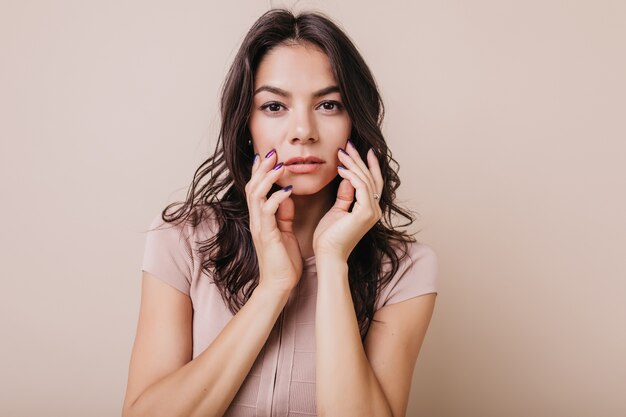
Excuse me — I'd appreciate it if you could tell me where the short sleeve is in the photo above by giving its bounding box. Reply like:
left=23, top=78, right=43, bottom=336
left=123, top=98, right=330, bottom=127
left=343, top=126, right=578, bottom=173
left=141, top=214, right=194, bottom=295
left=376, top=242, right=439, bottom=310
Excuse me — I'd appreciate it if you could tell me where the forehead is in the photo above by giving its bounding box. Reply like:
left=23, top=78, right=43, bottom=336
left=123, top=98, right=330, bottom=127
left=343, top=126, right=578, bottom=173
left=254, top=43, right=337, bottom=92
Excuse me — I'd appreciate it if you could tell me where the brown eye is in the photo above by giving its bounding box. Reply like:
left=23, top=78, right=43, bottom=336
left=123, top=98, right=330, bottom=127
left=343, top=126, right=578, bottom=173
left=261, top=102, right=284, bottom=112
left=319, top=101, right=343, bottom=112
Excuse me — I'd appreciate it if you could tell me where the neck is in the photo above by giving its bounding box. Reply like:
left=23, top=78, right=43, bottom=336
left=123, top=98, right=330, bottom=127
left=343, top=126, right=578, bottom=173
left=290, top=184, right=335, bottom=259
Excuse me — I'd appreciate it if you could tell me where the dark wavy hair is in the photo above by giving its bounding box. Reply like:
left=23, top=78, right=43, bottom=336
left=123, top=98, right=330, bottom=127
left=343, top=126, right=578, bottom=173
left=160, top=9, right=418, bottom=339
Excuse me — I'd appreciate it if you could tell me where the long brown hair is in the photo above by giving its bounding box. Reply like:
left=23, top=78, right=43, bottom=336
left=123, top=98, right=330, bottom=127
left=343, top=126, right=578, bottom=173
left=161, top=9, right=418, bottom=339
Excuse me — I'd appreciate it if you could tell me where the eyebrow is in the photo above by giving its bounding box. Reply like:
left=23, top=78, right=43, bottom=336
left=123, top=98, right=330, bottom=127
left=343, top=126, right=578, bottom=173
left=253, top=85, right=340, bottom=98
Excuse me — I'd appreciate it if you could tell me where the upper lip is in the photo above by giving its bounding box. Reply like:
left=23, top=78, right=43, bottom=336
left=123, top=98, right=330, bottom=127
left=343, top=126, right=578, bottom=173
left=284, top=156, right=325, bottom=165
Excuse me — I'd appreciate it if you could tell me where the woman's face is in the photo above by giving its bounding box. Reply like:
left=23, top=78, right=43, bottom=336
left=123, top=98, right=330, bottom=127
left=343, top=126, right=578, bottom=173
left=248, top=42, right=352, bottom=195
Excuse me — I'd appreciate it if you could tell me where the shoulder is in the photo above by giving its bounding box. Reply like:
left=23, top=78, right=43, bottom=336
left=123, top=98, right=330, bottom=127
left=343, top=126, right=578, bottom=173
left=146, top=205, right=220, bottom=247
left=376, top=240, right=439, bottom=310
left=405, top=241, right=439, bottom=272
left=141, top=205, right=220, bottom=295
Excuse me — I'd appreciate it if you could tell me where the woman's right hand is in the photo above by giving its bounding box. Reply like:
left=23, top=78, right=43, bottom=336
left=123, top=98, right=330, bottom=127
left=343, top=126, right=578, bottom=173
left=246, top=149, right=303, bottom=295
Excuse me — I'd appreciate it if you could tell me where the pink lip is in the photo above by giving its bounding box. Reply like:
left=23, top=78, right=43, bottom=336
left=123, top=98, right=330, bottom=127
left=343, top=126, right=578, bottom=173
left=283, top=156, right=325, bottom=174
left=285, top=163, right=323, bottom=174
left=284, top=156, right=325, bottom=165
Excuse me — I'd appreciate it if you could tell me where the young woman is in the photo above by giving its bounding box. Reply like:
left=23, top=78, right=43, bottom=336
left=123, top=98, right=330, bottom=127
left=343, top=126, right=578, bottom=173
left=123, top=9, right=438, bottom=417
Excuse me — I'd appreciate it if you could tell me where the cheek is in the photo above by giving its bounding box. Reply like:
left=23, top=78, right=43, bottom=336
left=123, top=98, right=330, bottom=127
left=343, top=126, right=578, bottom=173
left=249, top=115, right=287, bottom=148
left=248, top=117, right=269, bottom=143
left=318, top=115, right=352, bottom=142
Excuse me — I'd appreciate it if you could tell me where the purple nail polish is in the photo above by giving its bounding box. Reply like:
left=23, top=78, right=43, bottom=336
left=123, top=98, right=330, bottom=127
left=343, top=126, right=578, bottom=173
left=273, top=162, right=284, bottom=170
left=265, top=149, right=276, bottom=158
left=339, top=148, right=349, bottom=155
left=283, top=185, right=293, bottom=192
left=348, top=140, right=355, bottom=149
left=338, top=165, right=346, bottom=170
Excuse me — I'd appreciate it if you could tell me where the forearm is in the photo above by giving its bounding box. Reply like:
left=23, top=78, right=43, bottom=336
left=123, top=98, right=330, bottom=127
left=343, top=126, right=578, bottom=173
left=126, top=285, right=289, bottom=417
left=315, top=258, right=393, bottom=417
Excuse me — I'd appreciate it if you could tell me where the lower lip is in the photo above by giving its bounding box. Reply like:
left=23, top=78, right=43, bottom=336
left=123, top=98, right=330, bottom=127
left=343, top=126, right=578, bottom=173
left=285, top=163, right=324, bottom=174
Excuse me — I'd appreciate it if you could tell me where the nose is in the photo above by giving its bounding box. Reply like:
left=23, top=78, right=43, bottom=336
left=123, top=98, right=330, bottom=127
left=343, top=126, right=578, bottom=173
left=288, top=106, right=318, bottom=144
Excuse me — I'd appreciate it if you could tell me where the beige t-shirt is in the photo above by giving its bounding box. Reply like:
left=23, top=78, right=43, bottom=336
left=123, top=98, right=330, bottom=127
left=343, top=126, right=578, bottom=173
left=141, top=211, right=438, bottom=417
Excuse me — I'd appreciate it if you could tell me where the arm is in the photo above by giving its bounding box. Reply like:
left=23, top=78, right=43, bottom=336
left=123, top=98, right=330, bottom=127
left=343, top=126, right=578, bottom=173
left=313, top=143, right=437, bottom=416
left=122, top=272, right=289, bottom=417
left=315, top=257, right=436, bottom=417
left=124, top=151, right=302, bottom=417
left=363, top=292, right=436, bottom=417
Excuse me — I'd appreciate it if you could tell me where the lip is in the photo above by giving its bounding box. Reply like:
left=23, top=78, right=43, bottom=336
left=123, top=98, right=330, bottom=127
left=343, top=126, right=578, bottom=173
left=284, top=156, right=325, bottom=165
left=283, top=156, right=325, bottom=174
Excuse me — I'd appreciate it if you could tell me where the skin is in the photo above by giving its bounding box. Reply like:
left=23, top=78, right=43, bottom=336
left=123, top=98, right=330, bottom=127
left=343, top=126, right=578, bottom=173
left=247, top=42, right=437, bottom=417
left=248, top=41, right=354, bottom=261
left=247, top=41, right=384, bottom=291
left=122, top=41, right=436, bottom=417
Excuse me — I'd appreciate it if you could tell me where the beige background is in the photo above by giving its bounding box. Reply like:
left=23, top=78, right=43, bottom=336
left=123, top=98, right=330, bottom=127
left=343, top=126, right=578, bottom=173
left=1, top=1, right=624, bottom=416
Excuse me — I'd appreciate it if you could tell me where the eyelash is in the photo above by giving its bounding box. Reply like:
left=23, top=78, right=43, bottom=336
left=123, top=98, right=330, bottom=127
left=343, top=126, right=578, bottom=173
left=260, top=100, right=344, bottom=113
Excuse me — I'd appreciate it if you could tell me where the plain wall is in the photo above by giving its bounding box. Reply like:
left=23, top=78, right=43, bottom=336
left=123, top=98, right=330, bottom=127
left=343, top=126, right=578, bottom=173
left=1, top=1, right=624, bottom=416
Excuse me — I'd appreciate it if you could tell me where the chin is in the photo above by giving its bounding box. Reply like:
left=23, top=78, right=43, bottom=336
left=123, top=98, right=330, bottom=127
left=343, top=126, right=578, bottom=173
left=277, top=174, right=340, bottom=197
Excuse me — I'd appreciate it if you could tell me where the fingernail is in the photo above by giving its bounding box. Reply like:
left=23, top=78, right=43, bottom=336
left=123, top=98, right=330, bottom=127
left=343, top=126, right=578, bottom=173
left=273, top=162, right=284, bottom=170
left=253, top=153, right=259, bottom=164
left=348, top=140, right=355, bottom=149
left=339, top=148, right=349, bottom=155
left=338, top=165, right=346, bottom=170
left=282, top=185, right=293, bottom=192
left=265, top=149, right=276, bottom=158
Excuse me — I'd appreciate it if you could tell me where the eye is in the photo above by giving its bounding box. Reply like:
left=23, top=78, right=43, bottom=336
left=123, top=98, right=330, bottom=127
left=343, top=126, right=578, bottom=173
left=260, top=102, right=285, bottom=113
left=318, top=100, right=343, bottom=113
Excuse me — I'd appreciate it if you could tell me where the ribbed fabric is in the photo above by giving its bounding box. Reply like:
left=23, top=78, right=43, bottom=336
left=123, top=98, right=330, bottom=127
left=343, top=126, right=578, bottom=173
left=141, top=212, right=438, bottom=416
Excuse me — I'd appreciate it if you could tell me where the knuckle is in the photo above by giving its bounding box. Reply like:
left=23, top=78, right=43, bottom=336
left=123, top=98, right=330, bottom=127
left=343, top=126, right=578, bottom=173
left=250, top=187, right=263, bottom=199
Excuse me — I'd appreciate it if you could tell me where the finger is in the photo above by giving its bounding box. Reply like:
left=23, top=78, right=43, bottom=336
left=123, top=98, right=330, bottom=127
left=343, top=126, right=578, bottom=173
left=331, top=178, right=355, bottom=212
left=347, top=141, right=378, bottom=190
left=262, top=184, right=294, bottom=232
left=346, top=140, right=370, bottom=171
left=337, top=166, right=373, bottom=213
left=275, top=191, right=295, bottom=233
left=251, top=152, right=261, bottom=174
left=247, top=149, right=281, bottom=206
left=248, top=148, right=278, bottom=191
left=256, top=162, right=285, bottom=200
left=339, top=146, right=376, bottom=193
left=249, top=165, right=285, bottom=233
left=337, top=166, right=382, bottom=224
left=367, top=148, right=384, bottom=194
left=246, top=153, right=283, bottom=230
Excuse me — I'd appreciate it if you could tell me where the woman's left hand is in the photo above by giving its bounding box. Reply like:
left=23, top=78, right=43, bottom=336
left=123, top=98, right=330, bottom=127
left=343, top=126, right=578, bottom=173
left=313, top=141, right=384, bottom=262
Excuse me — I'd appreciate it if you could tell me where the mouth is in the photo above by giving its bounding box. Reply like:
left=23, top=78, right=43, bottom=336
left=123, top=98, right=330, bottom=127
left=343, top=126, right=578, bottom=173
left=284, top=156, right=325, bottom=166
left=284, top=156, right=325, bottom=174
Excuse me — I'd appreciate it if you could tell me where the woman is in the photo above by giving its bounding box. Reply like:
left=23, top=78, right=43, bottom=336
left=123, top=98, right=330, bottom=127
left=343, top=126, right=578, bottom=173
left=123, top=9, right=438, bottom=417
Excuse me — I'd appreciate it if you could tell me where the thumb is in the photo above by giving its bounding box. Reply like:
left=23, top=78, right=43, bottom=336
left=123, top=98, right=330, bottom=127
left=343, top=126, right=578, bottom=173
left=276, top=196, right=295, bottom=233
left=332, top=179, right=355, bottom=212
